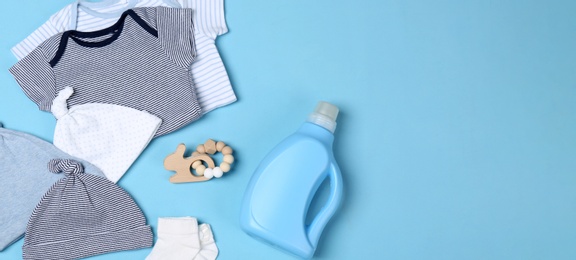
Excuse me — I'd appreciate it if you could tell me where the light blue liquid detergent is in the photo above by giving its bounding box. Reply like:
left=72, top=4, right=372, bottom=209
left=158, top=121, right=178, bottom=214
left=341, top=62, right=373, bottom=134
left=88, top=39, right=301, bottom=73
left=240, top=102, right=343, bottom=259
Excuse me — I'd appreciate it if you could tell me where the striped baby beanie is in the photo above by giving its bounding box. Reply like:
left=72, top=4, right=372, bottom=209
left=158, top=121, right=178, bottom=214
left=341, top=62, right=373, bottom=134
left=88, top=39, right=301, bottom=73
left=0, top=126, right=106, bottom=251
left=22, top=159, right=153, bottom=260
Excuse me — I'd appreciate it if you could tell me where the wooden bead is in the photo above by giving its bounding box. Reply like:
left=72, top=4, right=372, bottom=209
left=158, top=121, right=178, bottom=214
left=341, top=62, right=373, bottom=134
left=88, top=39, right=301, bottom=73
left=192, top=151, right=201, bottom=157
left=195, top=165, right=206, bottom=175
left=204, top=139, right=217, bottom=154
left=196, top=144, right=205, bottom=154
left=222, top=146, right=233, bottom=155
left=191, top=160, right=202, bottom=169
left=216, top=141, right=226, bottom=152
left=220, top=162, right=231, bottom=172
left=223, top=154, right=234, bottom=164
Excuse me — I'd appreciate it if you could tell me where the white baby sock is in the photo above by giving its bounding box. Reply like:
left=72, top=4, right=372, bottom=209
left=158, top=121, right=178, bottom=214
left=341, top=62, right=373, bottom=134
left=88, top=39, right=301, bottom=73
left=193, top=224, right=219, bottom=260
left=146, top=217, right=201, bottom=260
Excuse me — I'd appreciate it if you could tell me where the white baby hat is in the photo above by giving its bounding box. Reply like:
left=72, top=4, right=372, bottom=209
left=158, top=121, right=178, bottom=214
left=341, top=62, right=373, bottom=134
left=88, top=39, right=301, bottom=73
left=52, top=87, right=162, bottom=183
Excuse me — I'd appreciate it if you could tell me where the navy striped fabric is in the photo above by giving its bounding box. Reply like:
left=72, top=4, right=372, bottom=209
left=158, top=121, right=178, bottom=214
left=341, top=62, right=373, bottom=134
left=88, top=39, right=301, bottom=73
left=11, top=0, right=237, bottom=115
left=22, top=159, right=153, bottom=260
left=0, top=127, right=107, bottom=251
left=10, top=7, right=201, bottom=137
left=48, top=158, right=84, bottom=175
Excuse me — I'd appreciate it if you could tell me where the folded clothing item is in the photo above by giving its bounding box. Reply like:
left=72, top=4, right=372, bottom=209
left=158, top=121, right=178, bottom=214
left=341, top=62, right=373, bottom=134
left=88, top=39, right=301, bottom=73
left=23, top=159, right=153, bottom=260
left=11, top=0, right=236, bottom=114
left=146, top=217, right=219, bottom=260
left=10, top=7, right=202, bottom=137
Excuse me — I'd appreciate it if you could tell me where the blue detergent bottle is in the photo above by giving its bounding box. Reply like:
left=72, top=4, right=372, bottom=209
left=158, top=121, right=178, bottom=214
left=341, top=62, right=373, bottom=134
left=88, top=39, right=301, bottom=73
left=240, top=101, right=343, bottom=259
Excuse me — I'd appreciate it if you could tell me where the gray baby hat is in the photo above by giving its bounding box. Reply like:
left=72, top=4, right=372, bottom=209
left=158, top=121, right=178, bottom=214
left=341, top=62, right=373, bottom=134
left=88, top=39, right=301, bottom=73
left=0, top=126, right=106, bottom=251
left=22, top=159, right=153, bottom=260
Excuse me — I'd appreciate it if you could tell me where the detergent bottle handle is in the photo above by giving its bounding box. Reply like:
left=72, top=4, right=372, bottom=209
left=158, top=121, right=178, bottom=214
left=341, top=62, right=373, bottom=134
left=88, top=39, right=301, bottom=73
left=307, top=161, right=343, bottom=247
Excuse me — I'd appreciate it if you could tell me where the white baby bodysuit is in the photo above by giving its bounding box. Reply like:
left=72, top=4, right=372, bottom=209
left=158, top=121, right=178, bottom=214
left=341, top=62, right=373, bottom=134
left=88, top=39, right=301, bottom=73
left=12, top=0, right=236, bottom=114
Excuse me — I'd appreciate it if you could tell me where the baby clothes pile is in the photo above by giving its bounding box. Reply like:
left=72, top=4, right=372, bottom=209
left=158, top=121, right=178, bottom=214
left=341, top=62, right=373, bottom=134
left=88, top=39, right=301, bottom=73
left=2, top=0, right=234, bottom=259
left=0, top=126, right=107, bottom=251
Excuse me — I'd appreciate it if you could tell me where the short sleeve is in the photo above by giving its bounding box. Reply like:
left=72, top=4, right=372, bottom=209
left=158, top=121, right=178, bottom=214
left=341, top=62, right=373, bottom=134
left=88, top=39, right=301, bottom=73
left=9, top=47, right=57, bottom=111
left=182, top=0, right=228, bottom=39
left=11, top=6, right=72, bottom=60
left=156, top=7, right=196, bottom=69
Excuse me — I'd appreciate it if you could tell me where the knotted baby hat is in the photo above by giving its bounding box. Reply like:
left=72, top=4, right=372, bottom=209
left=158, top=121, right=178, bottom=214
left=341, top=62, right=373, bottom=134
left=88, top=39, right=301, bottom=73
left=52, top=87, right=162, bottom=183
left=0, top=125, right=105, bottom=251
left=22, top=159, right=153, bottom=260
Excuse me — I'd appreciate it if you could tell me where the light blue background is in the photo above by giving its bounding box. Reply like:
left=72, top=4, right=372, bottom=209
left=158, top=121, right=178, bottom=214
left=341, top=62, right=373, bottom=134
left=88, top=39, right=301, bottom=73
left=1, top=0, right=576, bottom=259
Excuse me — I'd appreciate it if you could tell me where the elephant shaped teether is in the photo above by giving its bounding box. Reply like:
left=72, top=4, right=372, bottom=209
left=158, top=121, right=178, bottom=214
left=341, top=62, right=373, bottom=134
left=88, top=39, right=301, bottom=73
left=164, top=144, right=215, bottom=183
left=164, top=140, right=235, bottom=183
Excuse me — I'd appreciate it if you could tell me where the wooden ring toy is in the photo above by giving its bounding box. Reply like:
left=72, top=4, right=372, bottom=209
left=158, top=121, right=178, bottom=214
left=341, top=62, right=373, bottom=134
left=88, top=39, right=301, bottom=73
left=192, top=139, right=235, bottom=179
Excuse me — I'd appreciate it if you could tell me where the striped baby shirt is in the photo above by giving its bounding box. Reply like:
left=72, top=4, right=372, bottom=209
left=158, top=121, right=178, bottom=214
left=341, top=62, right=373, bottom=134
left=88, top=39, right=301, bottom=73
left=11, top=0, right=236, bottom=114
left=10, top=7, right=201, bottom=137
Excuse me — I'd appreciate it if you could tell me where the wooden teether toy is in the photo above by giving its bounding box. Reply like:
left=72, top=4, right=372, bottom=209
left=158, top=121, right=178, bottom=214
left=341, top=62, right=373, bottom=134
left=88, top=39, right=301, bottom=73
left=164, top=144, right=215, bottom=183
left=192, top=139, right=235, bottom=180
left=164, top=139, right=235, bottom=183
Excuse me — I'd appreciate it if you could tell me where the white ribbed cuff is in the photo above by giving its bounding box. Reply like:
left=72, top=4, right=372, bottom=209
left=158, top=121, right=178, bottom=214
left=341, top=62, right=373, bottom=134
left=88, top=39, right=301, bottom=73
left=158, top=217, right=199, bottom=235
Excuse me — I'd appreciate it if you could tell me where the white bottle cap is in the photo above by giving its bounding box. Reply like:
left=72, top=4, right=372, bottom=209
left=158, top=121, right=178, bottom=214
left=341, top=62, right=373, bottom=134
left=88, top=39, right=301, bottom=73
left=307, top=101, right=339, bottom=133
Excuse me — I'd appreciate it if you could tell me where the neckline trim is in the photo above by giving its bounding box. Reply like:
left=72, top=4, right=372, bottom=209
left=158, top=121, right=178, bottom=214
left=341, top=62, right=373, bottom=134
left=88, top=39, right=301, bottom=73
left=69, top=0, right=181, bottom=30
left=79, top=0, right=120, bottom=8
left=78, top=0, right=138, bottom=19
left=51, top=9, right=158, bottom=67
